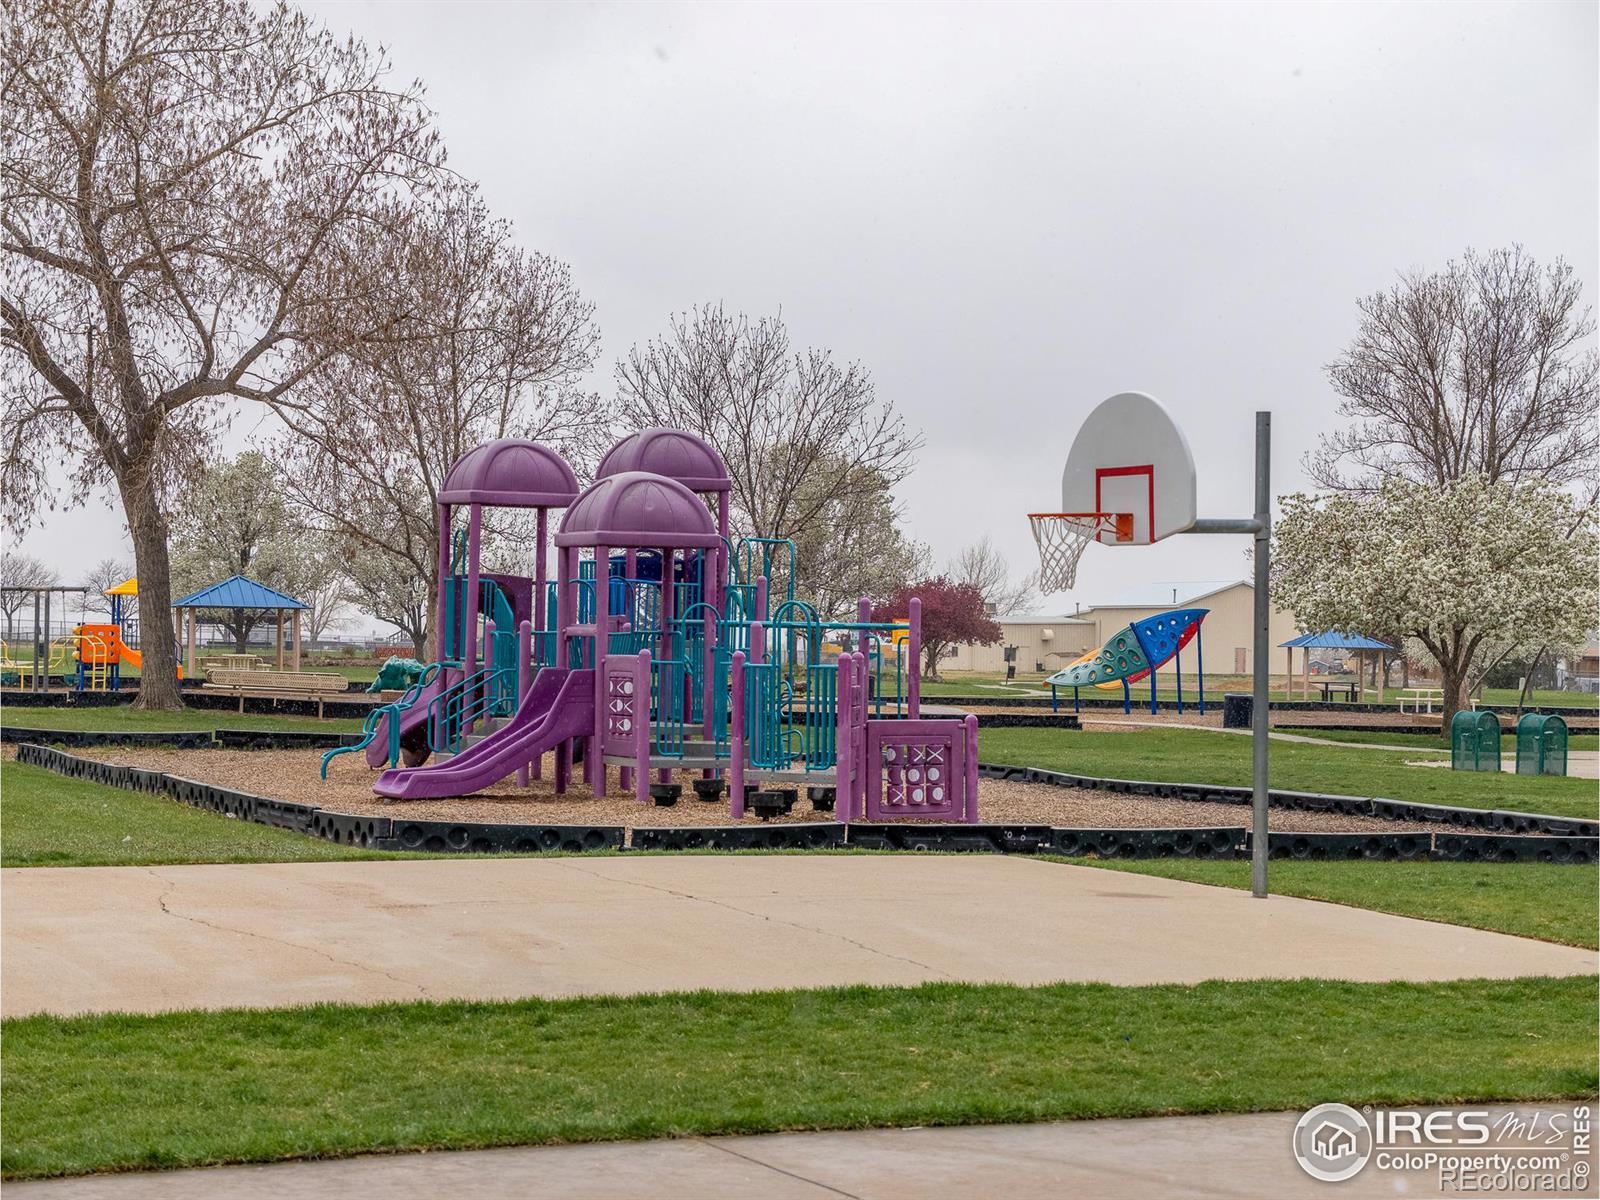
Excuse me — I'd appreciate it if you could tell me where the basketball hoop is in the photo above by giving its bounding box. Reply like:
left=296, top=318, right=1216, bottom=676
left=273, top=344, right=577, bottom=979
left=1028, top=512, right=1133, bottom=591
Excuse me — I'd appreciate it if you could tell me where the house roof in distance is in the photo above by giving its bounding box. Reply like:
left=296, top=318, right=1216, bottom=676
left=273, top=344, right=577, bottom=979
left=1083, top=580, right=1245, bottom=610
left=993, top=613, right=1094, bottom=625
left=171, top=575, right=308, bottom=610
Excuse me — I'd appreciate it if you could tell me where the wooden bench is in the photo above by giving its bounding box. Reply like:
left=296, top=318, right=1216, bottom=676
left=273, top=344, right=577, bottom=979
left=201, top=669, right=354, bottom=716
left=1398, top=687, right=1444, bottom=715
left=203, top=669, right=349, bottom=694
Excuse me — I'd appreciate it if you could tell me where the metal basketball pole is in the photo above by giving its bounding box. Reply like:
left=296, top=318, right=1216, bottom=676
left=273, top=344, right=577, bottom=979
left=1250, top=413, right=1271, bottom=899
left=1189, top=411, right=1271, bottom=898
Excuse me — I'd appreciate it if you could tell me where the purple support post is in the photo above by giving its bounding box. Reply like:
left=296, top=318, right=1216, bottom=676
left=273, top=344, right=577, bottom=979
left=750, top=620, right=765, bottom=666
left=635, top=650, right=652, bottom=804
left=553, top=546, right=567, bottom=640
left=465, top=504, right=483, bottom=678
left=591, top=542, right=610, bottom=796
left=534, top=508, right=548, bottom=663
left=963, top=713, right=980, bottom=822
left=660, top=548, right=675, bottom=662
left=516, top=620, right=533, bottom=786
left=755, top=574, right=769, bottom=625
left=853, top=651, right=869, bottom=816
left=907, top=597, right=922, bottom=718
left=657, top=562, right=677, bottom=788
left=1175, top=637, right=1184, bottom=715
left=555, top=737, right=570, bottom=795
left=435, top=502, right=452, bottom=661
left=1149, top=658, right=1158, bottom=716
left=730, top=650, right=746, bottom=818
left=835, top=651, right=853, bottom=822
left=1122, top=676, right=1131, bottom=715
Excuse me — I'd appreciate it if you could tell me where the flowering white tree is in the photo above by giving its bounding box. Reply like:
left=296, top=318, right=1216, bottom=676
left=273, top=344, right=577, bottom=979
left=1271, top=476, right=1596, bottom=725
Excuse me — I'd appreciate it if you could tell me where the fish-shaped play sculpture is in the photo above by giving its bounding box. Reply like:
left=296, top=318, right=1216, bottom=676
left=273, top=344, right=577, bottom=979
left=1047, top=608, right=1208, bottom=690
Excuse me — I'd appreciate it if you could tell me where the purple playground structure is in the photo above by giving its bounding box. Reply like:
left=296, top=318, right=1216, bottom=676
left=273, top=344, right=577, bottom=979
left=328, top=429, right=980, bottom=823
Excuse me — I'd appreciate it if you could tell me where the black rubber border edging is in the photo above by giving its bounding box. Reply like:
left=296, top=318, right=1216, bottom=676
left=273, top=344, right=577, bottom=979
left=13, top=744, right=1596, bottom=864
left=1, top=727, right=358, bottom=750
left=14, top=744, right=623, bottom=856
left=976, top=762, right=1598, bottom=839
left=0, top=727, right=214, bottom=749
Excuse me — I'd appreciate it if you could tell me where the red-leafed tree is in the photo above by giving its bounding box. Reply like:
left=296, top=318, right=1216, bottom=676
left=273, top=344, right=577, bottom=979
left=873, top=576, right=1000, bottom=681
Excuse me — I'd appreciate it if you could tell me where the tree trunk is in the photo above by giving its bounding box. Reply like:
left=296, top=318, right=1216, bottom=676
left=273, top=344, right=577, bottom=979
left=1438, top=660, right=1469, bottom=731
left=123, top=479, right=184, bottom=710
left=234, top=611, right=250, bottom=653
left=1517, top=646, right=1547, bottom=716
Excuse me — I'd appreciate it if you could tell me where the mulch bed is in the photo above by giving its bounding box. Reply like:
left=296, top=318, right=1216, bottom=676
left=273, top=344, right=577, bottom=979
left=68, top=744, right=1448, bottom=836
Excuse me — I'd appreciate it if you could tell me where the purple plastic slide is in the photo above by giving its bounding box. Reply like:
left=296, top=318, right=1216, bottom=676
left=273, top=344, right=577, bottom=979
left=364, top=670, right=449, bottom=768
left=373, top=668, right=594, bottom=800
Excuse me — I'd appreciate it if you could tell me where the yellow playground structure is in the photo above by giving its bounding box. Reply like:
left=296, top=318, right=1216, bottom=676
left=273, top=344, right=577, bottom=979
left=1, top=628, right=111, bottom=690
left=1, top=576, right=179, bottom=692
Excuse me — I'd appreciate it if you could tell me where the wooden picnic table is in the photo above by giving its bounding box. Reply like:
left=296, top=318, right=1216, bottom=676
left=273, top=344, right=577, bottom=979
left=1317, top=680, right=1358, bottom=703
left=1399, top=687, right=1445, bottom=714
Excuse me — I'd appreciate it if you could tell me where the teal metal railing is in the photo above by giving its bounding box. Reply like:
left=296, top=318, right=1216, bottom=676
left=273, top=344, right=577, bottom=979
left=319, top=660, right=454, bottom=778
left=743, top=659, right=787, bottom=769
left=801, top=661, right=838, bottom=771
left=425, top=664, right=514, bottom=753
left=650, top=657, right=689, bottom=758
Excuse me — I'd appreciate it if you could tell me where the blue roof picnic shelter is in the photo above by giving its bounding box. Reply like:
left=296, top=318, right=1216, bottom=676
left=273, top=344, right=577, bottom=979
left=1279, top=630, right=1396, bottom=703
left=172, top=574, right=309, bottom=675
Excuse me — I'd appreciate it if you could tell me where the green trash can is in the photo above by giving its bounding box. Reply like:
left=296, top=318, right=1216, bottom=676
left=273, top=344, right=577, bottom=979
left=1450, top=709, right=1501, bottom=772
left=1515, top=713, right=1568, bottom=776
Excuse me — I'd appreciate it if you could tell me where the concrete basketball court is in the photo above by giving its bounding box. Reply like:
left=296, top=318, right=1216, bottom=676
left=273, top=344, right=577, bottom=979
left=8, top=1104, right=1594, bottom=1200
left=4, top=856, right=1592, bottom=1017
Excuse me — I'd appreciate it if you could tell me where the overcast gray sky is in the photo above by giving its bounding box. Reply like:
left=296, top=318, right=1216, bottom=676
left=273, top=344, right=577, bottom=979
left=17, top=0, right=1597, bottom=624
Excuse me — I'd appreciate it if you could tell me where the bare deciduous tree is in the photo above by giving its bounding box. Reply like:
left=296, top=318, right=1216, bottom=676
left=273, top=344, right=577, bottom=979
left=787, top=461, right=928, bottom=620
left=0, top=549, right=57, bottom=639
left=2, top=0, right=443, bottom=707
left=1311, top=246, right=1600, bottom=495
left=81, top=555, right=132, bottom=618
left=275, top=186, right=604, bottom=659
left=614, top=304, right=923, bottom=609
left=951, top=534, right=1037, bottom=616
left=339, top=536, right=431, bottom=657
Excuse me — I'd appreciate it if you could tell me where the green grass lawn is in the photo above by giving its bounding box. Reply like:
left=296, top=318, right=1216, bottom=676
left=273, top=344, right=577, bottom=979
left=914, top=672, right=1599, bottom=709
left=0, top=705, right=364, bottom=734
left=979, top=727, right=1598, bottom=821
left=1282, top=727, right=1599, bottom=752
left=1067, top=858, right=1599, bottom=948
left=0, top=759, right=391, bottom=867
left=4, top=975, right=1593, bottom=1180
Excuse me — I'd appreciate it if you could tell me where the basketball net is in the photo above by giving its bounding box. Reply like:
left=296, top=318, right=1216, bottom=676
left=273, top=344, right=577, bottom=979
left=1028, top=512, right=1124, bottom=592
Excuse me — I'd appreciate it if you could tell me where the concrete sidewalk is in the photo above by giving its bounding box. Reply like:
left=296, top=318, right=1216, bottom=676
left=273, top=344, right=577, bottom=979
left=4, top=856, right=1592, bottom=1017
left=9, top=1105, right=1595, bottom=1199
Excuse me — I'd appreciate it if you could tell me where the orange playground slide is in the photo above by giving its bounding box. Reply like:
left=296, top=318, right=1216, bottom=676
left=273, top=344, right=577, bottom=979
left=76, top=623, right=183, bottom=678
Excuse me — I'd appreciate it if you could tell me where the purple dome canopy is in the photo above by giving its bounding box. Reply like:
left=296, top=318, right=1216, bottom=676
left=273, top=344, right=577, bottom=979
left=439, top=440, right=580, bottom=508
left=556, top=472, right=720, bottom=549
left=596, top=428, right=731, bottom=494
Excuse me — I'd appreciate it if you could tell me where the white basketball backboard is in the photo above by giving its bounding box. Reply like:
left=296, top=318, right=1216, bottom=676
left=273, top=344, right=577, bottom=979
left=1061, top=391, right=1197, bottom=545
